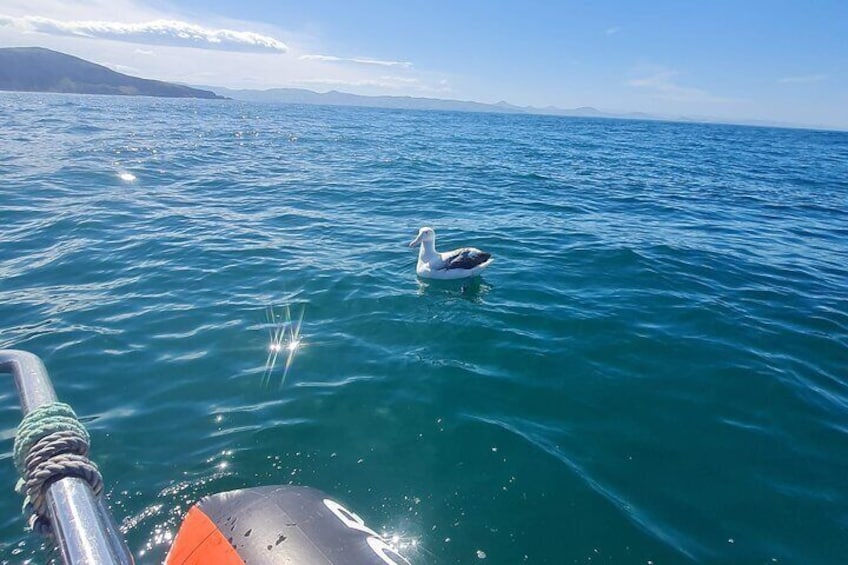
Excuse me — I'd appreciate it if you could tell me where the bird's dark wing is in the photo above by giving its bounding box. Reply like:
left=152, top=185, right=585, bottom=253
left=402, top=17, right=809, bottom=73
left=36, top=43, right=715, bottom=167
left=441, top=248, right=491, bottom=270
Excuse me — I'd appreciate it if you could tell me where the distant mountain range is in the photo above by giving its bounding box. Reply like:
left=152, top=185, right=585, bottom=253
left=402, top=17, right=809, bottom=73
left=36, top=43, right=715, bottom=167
left=205, top=85, right=664, bottom=121
left=0, top=47, right=223, bottom=99
left=204, top=86, right=828, bottom=130
left=0, top=47, right=829, bottom=130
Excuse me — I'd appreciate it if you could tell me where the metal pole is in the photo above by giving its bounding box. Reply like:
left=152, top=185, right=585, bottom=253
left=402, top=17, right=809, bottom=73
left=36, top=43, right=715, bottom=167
left=0, top=350, right=134, bottom=565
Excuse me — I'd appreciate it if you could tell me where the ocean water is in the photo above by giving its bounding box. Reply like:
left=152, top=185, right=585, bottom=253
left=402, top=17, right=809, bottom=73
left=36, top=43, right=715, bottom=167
left=1, top=91, right=847, bottom=564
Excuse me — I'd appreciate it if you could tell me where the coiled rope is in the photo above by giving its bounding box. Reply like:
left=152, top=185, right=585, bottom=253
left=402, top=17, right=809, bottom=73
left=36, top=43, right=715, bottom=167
left=13, top=402, right=103, bottom=534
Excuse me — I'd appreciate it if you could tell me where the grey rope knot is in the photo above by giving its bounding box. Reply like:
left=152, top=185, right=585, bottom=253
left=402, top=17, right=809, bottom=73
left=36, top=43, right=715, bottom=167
left=13, top=402, right=103, bottom=534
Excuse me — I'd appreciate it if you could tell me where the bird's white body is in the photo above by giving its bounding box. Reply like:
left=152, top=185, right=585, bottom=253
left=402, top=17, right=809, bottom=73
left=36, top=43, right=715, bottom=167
left=409, top=227, right=493, bottom=280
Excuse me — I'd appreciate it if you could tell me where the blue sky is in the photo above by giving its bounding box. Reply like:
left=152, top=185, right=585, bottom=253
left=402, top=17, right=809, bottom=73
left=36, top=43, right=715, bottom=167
left=1, top=0, right=846, bottom=128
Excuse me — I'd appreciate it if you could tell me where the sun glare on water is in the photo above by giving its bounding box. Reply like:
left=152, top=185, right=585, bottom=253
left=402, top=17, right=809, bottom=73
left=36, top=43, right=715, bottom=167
left=262, top=304, right=305, bottom=388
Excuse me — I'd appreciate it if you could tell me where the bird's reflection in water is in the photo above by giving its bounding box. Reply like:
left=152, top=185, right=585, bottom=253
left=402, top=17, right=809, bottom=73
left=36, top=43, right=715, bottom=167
left=416, top=276, right=492, bottom=303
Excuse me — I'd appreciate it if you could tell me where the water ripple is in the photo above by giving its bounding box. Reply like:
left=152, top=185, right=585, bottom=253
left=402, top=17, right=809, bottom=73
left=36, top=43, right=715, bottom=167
left=0, top=93, right=846, bottom=564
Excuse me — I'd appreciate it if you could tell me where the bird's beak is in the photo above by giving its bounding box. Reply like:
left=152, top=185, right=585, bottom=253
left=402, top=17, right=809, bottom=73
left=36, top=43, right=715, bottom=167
left=409, top=233, right=422, bottom=247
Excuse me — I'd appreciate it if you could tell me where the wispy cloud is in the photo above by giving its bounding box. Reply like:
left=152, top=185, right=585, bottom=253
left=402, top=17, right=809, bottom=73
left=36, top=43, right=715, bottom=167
left=296, top=77, right=414, bottom=89
left=605, top=26, right=620, bottom=36
left=299, top=54, right=412, bottom=68
left=0, top=14, right=287, bottom=53
left=627, top=64, right=730, bottom=103
left=778, top=74, right=827, bottom=84
left=295, top=75, right=449, bottom=93
left=110, top=63, right=140, bottom=74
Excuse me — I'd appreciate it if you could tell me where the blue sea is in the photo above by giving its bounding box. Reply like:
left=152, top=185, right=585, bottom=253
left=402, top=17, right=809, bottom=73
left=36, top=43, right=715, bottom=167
left=1, top=92, right=847, bottom=564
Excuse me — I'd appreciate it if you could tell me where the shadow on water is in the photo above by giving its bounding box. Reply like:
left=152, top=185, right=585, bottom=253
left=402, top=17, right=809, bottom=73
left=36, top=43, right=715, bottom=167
left=415, top=276, right=493, bottom=303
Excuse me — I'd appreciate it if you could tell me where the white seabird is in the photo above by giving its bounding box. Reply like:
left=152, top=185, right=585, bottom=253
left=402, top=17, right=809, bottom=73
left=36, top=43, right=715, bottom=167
left=409, top=226, right=493, bottom=279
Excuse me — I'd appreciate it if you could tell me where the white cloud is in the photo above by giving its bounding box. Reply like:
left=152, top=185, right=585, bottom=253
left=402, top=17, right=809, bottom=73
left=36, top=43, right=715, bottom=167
left=0, top=2, right=445, bottom=96
left=605, top=26, right=620, bottom=35
left=0, top=14, right=287, bottom=53
left=296, top=76, right=426, bottom=90
left=778, top=74, right=827, bottom=84
left=627, top=64, right=730, bottom=103
left=110, top=63, right=140, bottom=74
left=299, top=54, right=412, bottom=68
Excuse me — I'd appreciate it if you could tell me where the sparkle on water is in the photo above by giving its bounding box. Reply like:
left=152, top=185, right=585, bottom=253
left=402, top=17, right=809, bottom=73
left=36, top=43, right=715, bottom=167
left=262, top=303, right=305, bottom=388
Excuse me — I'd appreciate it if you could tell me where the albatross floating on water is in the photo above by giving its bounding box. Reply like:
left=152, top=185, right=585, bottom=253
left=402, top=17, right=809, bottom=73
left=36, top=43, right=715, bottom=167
left=409, top=226, right=493, bottom=279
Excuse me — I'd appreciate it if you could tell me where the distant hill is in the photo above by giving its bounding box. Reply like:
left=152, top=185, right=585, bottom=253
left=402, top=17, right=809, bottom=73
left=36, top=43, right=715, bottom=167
left=207, top=86, right=529, bottom=114
left=205, top=85, right=660, bottom=121
left=1, top=48, right=826, bottom=130
left=0, top=47, right=224, bottom=99
left=206, top=85, right=832, bottom=130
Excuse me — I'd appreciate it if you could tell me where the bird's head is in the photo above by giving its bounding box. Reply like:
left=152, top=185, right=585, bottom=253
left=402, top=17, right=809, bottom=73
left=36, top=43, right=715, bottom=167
left=409, top=226, right=436, bottom=247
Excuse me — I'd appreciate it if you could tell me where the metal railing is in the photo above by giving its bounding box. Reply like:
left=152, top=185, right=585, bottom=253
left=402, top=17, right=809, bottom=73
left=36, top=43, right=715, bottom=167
left=1, top=350, right=133, bottom=565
